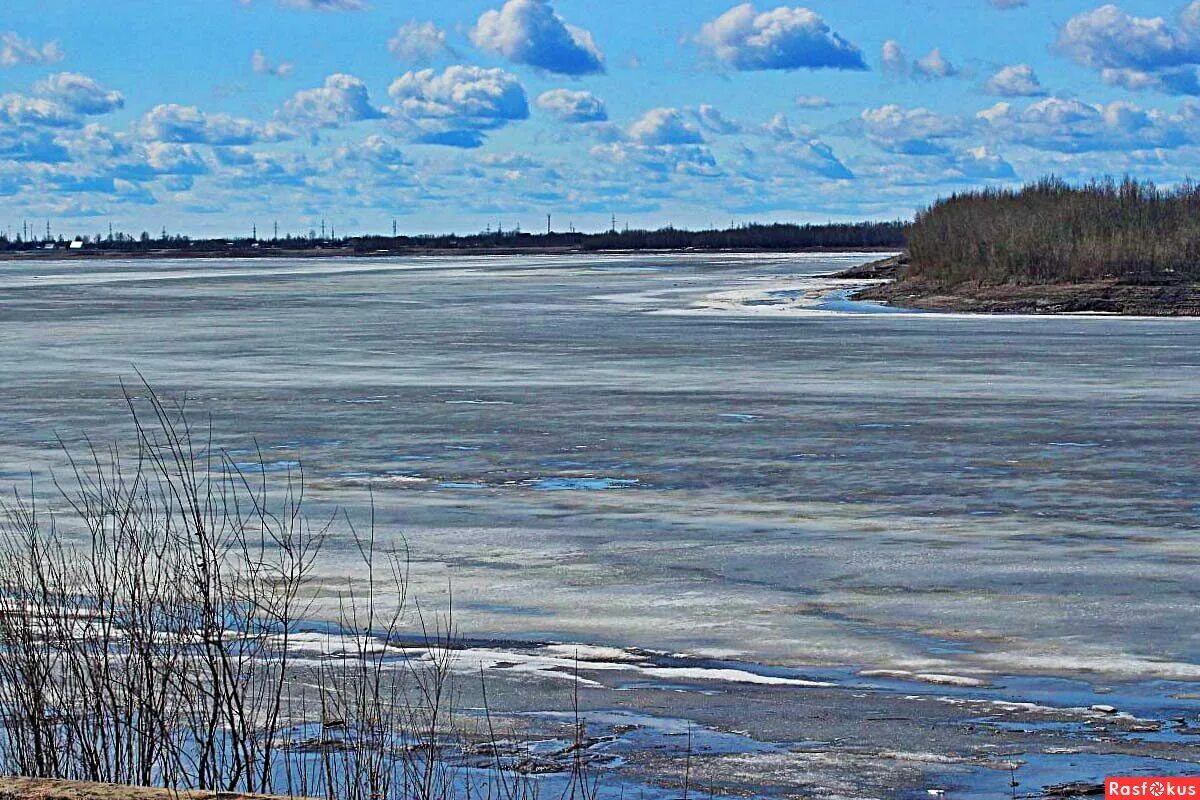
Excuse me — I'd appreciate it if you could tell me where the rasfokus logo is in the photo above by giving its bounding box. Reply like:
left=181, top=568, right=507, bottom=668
left=1107, top=778, right=1200, bottom=798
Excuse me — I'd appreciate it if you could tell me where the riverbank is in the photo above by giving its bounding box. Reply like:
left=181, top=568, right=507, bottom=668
left=835, top=254, right=1200, bottom=316
left=0, top=244, right=901, bottom=263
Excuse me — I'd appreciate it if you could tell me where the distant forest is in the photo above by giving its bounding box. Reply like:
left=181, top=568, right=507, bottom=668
left=0, top=221, right=906, bottom=255
left=906, top=177, right=1200, bottom=287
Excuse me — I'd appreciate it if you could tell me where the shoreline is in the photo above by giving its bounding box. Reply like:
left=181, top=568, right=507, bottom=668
left=0, top=244, right=900, bottom=263
left=834, top=254, right=1200, bottom=316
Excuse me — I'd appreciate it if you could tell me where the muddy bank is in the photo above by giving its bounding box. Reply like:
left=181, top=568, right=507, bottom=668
left=835, top=254, right=1200, bottom=316
left=857, top=278, right=1200, bottom=316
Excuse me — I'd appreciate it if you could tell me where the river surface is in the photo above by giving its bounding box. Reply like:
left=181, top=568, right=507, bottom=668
left=2, top=251, right=1199, bottom=797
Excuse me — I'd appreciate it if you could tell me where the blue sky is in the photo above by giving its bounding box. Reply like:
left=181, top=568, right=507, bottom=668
left=1, top=0, right=1198, bottom=237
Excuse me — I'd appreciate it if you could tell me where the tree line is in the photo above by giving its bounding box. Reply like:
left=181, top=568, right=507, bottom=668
left=0, top=221, right=906, bottom=254
left=905, top=176, right=1200, bottom=287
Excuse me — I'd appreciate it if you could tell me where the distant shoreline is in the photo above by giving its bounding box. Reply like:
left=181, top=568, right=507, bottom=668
left=0, top=244, right=900, bottom=263
left=835, top=254, right=1200, bottom=317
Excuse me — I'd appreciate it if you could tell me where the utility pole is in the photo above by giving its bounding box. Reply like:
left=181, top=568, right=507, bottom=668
left=392, top=218, right=397, bottom=237
left=611, top=213, right=616, bottom=233
left=46, top=220, right=51, bottom=242
left=274, top=220, right=278, bottom=241
left=546, top=214, right=552, bottom=236
left=321, top=219, right=326, bottom=239
left=252, top=224, right=257, bottom=241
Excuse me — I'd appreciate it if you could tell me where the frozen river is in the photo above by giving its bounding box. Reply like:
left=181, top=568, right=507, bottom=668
left=2, top=251, right=1199, bottom=797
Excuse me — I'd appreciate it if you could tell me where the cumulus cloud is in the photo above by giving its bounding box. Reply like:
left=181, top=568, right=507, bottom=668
left=881, top=40, right=907, bottom=75
left=591, top=141, right=719, bottom=177
left=0, top=128, right=69, bottom=162
left=140, top=104, right=292, bottom=145
left=859, top=104, right=966, bottom=155
left=762, top=112, right=807, bottom=141
left=536, top=89, right=607, bottom=123
left=280, top=74, right=383, bottom=128
left=914, top=48, right=959, bottom=79
left=330, top=134, right=409, bottom=166
left=949, top=145, right=1016, bottom=179
left=0, top=94, right=77, bottom=128
left=252, top=49, right=294, bottom=77
left=388, top=65, right=528, bottom=146
left=777, top=138, right=854, bottom=179
left=0, top=32, right=64, bottom=67
left=866, top=145, right=1015, bottom=188
left=628, top=107, right=704, bottom=145
left=277, top=0, right=366, bottom=10
left=1055, top=3, right=1200, bottom=95
left=388, top=22, right=452, bottom=63
left=795, top=94, right=832, bottom=108
left=141, top=143, right=210, bottom=175
left=696, top=105, right=742, bottom=135
left=471, top=0, right=605, bottom=76
left=983, top=64, right=1047, bottom=96
left=696, top=4, right=867, bottom=71
left=34, top=73, right=125, bottom=115
left=882, top=43, right=959, bottom=80
left=977, top=96, right=1196, bottom=152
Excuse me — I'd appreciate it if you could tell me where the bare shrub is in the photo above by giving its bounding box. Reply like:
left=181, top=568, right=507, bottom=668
left=0, top=384, right=604, bottom=800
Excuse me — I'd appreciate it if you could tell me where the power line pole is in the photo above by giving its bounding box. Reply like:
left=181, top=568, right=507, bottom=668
left=546, top=214, right=551, bottom=235
left=392, top=218, right=397, bottom=237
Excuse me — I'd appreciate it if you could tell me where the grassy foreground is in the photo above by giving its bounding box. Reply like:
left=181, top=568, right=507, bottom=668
left=0, top=777, right=300, bottom=800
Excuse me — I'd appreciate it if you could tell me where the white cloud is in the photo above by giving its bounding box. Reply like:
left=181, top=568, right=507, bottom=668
left=696, top=4, right=867, bottom=71
left=776, top=138, right=854, bottom=179
left=34, top=73, right=125, bottom=115
left=591, top=141, right=719, bottom=177
left=983, top=64, right=1047, bottom=96
left=914, top=48, right=959, bottom=79
left=794, top=94, right=832, bottom=108
left=252, top=49, right=294, bottom=78
left=860, top=104, right=966, bottom=155
left=280, top=74, right=383, bottom=128
left=696, top=105, right=742, bottom=135
left=881, top=40, right=907, bottom=75
left=1055, top=3, right=1200, bottom=95
left=0, top=32, right=64, bottom=67
left=536, top=89, right=607, bottom=123
left=977, top=96, right=1195, bottom=152
left=278, top=0, right=366, bottom=10
left=628, top=108, right=704, bottom=145
left=0, top=94, right=76, bottom=127
left=763, top=112, right=805, bottom=141
left=140, top=104, right=292, bottom=145
left=388, top=65, right=528, bottom=146
left=388, top=22, right=452, bottom=63
left=142, top=143, right=210, bottom=175
left=471, top=0, right=605, bottom=76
